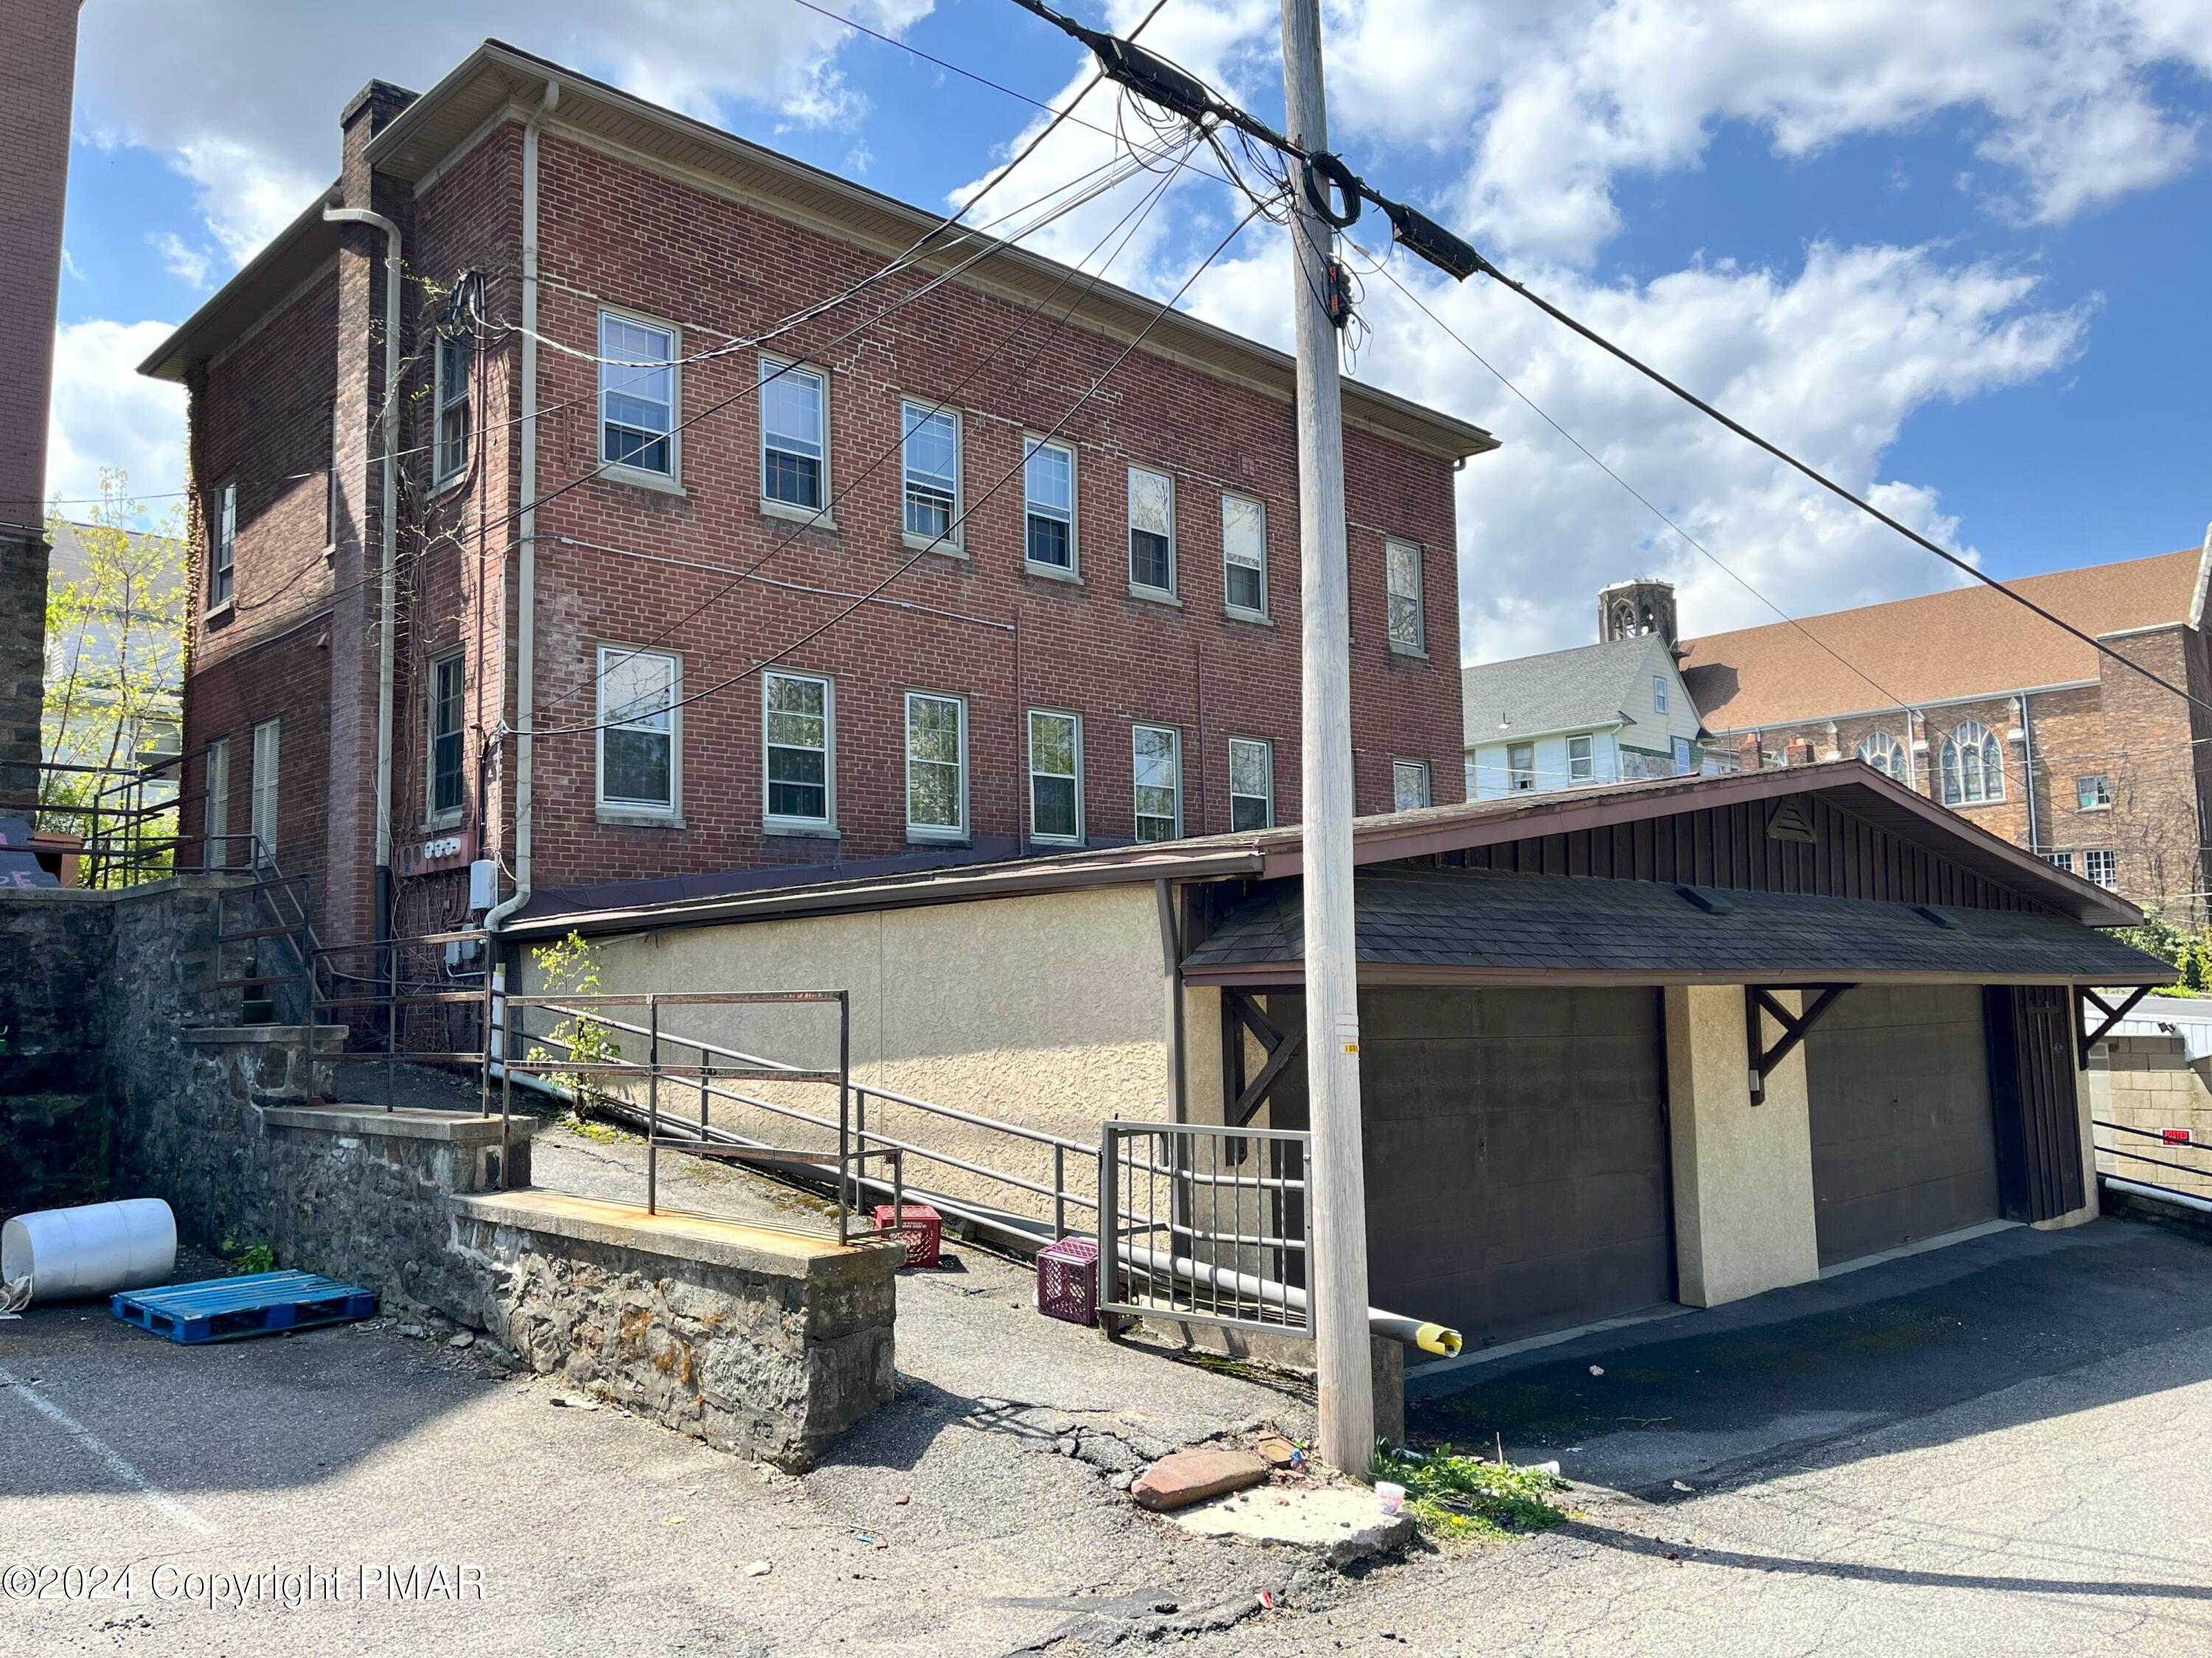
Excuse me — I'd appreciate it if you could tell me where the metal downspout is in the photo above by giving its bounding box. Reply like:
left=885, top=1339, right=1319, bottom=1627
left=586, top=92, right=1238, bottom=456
left=484, top=79, right=558, bottom=942
left=321, top=202, right=401, bottom=940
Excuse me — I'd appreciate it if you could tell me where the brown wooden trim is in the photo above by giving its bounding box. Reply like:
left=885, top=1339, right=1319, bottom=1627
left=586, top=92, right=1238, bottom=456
left=1746, top=984, right=1854, bottom=1104
left=1181, top=962, right=2167, bottom=990
left=2076, top=983, right=2153, bottom=1068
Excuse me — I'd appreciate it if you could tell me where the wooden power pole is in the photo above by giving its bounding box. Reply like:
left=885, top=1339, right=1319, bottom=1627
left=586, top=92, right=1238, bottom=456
left=1279, top=0, right=1376, bottom=1474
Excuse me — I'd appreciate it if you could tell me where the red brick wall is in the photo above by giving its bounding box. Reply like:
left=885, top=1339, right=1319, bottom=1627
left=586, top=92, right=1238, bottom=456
left=191, top=115, right=1468, bottom=944
left=1715, top=623, right=2211, bottom=917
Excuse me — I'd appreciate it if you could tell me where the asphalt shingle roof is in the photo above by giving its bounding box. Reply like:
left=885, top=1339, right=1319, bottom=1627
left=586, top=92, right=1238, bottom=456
left=1460, top=633, right=1669, bottom=742
left=1183, top=865, right=2169, bottom=984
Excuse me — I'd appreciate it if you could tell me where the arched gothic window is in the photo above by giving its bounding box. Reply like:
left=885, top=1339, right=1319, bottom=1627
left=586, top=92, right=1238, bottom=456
left=1855, top=731, right=1907, bottom=782
left=1938, top=721, right=2003, bottom=805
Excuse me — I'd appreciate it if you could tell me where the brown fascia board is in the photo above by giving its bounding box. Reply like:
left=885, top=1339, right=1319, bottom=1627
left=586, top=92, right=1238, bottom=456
left=138, top=189, right=343, bottom=382
left=1246, top=762, right=2144, bottom=928
left=361, top=38, right=1498, bottom=464
left=1183, top=962, right=2174, bottom=989
left=506, top=844, right=1268, bottom=940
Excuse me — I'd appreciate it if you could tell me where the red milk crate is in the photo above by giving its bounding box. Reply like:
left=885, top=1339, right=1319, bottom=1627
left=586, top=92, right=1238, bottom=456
left=1037, top=1235, right=1100, bottom=1326
left=873, top=1203, right=942, bottom=1269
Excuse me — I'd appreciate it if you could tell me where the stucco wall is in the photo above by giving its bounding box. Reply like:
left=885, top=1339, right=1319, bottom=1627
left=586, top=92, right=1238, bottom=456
left=515, top=884, right=1172, bottom=1226
left=1665, top=984, right=1822, bottom=1306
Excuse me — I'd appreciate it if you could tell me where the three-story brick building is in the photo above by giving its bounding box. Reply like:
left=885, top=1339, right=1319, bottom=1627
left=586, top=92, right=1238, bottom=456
left=142, top=40, right=1494, bottom=949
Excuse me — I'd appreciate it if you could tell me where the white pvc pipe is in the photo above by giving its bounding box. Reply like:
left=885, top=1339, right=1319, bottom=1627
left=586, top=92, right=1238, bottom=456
left=2, top=1199, right=177, bottom=1303
left=2101, top=1174, right=2212, bottom=1216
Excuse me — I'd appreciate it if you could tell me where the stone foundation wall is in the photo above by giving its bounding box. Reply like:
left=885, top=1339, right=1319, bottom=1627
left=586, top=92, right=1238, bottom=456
left=453, top=1191, right=900, bottom=1471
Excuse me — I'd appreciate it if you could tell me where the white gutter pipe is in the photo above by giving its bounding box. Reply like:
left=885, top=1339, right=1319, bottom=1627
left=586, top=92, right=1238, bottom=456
left=484, top=79, right=559, bottom=939
left=322, top=202, right=402, bottom=928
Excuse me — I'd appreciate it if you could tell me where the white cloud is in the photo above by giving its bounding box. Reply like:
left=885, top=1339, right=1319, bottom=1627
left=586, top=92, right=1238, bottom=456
left=46, top=321, right=189, bottom=514
left=74, top=0, right=937, bottom=270
left=1316, top=0, right=2212, bottom=262
left=147, top=231, right=211, bottom=291
left=1183, top=236, right=2090, bottom=661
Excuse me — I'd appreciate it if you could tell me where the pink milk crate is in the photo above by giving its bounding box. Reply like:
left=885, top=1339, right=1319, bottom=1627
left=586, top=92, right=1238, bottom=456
left=873, top=1203, right=942, bottom=1269
left=1036, top=1236, right=1101, bottom=1326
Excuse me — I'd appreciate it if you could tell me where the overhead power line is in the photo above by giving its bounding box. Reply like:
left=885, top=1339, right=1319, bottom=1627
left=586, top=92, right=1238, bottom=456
left=1004, top=0, right=2212, bottom=725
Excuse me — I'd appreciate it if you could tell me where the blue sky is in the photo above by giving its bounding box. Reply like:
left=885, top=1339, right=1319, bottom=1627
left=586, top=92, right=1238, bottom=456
left=47, top=0, right=2212, bottom=659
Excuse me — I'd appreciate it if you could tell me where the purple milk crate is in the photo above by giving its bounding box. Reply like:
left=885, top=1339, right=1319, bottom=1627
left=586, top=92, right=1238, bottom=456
left=1037, top=1235, right=1101, bottom=1326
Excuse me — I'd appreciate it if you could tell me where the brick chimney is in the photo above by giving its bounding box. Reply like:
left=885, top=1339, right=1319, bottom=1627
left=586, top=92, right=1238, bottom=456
left=1737, top=733, right=1763, bottom=773
left=0, top=0, right=86, bottom=791
left=1784, top=736, right=1815, bottom=767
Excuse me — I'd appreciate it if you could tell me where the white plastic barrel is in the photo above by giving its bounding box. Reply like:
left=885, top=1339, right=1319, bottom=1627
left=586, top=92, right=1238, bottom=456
left=1, top=1199, right=177, bottom=1303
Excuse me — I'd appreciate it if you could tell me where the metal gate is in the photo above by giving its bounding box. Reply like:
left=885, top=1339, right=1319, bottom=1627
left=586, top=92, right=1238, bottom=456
left=1098, top=1121, right=1312, bottom=1336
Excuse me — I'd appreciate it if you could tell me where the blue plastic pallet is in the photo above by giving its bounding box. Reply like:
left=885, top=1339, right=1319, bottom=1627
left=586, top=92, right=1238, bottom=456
left=111, top=1270, right=378, bottom=1345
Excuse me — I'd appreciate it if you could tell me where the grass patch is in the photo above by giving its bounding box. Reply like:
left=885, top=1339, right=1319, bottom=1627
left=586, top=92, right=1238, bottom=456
left=1377, top=1443, right=1571, bottom=1545
left=557, top=1109, right=633, bottom=1145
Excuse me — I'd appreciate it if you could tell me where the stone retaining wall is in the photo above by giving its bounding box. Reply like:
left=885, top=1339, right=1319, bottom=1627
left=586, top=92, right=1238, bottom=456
left=2089, top=1034, right=2212, bottom=1198
left=453, top=1191, right=901, bottom=1471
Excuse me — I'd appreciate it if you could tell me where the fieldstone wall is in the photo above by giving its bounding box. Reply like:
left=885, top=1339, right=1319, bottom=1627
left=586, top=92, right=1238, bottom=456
left=1, top=889, right=117, bottom=1211
left=452, top=1190, right=901, bottom=1471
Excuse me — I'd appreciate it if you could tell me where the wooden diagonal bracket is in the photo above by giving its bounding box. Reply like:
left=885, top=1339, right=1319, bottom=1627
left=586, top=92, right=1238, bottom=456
left=1746, top=984, right=1855, bottom=1104
left=1222, top=988, right=1306, bottom=1128
left=2075, top=984, right=2152, bottom=1070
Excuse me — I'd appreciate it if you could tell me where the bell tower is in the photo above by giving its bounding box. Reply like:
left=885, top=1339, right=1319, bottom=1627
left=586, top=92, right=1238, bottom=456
left=1599, top=578, right=1678, bottom=647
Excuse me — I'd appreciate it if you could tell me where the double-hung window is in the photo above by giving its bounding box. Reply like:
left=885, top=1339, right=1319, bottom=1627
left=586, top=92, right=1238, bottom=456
left=1222, top=494, right=1266, bottom=618
left=761, top=357, right=826, bottom=511
left=210, top=479, right=237, bottom=607
left=599, top=311, right=677, bottom=478
left=1385, top=538, right=1425, bottom=652
left=434, top=330, right=472, bottom=482
left=1393, top=760, right=1431, bottom=811
left=1507, top=742, right=1535, bottom=793
left=597, top=646, right=679, bottom=815
left=1228, top=737, right=1273, bottom=831
left=1024, top=438, right=1075, bottom=571
left=203, top=736, right=230, bottom=868
left=428, top=651, right=465, bottom=822
left=901, top=400, right=960, bottom=546
left=2084, top=849, right=2118, bottom=889
left=2077, top=774, right=2111, bottom=810
left=1028, top=709, right=1082, bottom=843
left=1128, top=467, right=1175, bottom=596
left=1133, top=724, right=1180, bottom=841
left=764, top=672, right=832, bottom=830
left=1568, top=734, right=1595, bottom=783
left=905, top=692, right=967, bottom=839
left=249, top=719, right=279, bottom=863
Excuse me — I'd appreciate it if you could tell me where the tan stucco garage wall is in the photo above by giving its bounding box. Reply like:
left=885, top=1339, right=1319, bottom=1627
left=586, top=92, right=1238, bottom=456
left=514, top=885, right=1172, bottom=1225
left=1666, top=984, right=1823, bottom=1306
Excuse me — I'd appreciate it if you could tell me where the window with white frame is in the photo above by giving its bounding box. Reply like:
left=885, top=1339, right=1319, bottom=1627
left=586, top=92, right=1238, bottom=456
left=1673, top=736, right=1694, bottom=776
left=210, top=479, right=237, bottom=606
left=434, top=330, right=472, bottom=482
left=1567, top=734, right=1594, bottom=783
left=902, top=400, right=960, bottom=544
left=764, top=672, right=832, bottom=829
left=1222, top=494, right=1266, bottom=617
left=1385, top=539, right=1425, bottom=652
left=1393, top=759, right=1432, bottom=811
left=1028, top=709, right=1082, bottom=843
left=428, top=651, right=465, bottom=821
left=1024, top=438, right=1075, bottom=570
left=203, top=736, right=230, bottom=868
left=250, top=719, right=279, bottom=862
left=1228, top=737, right=1273, bottom=831
left=1507, top=742, right=1535, bottom=792
left=760, top=357, right=825, bottom=509
left=2084, top=849, right=2118, bottom=889
left=1857, top=730, right=1908, bottom=781
left=597, top=646, right=678, bottom=812
left=905, top=692, right=967, bottom=838
left=1128, top=467, right=1175, bottom=595
left=599, top=312, right=677, bottom=476
left=1133, top=724, right=1180, bottom=840
left=2077, top=773, right=2111, bottom=810
left=1938, top=720, right=2003, bottom=805
left=1653, top=675, right=1668, bottom=713
left=2042, top=850, right=2076, bottom=874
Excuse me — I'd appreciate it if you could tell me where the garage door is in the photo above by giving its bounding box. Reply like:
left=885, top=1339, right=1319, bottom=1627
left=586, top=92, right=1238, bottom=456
left=1804, top=984, right=2000, bottom=1268
left=1269, top=986, right=1674, bottom=1351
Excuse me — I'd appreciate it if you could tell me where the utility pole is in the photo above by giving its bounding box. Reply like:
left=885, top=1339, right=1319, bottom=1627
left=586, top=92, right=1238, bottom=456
left=1279, top=0, right=1374, bottom=1474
